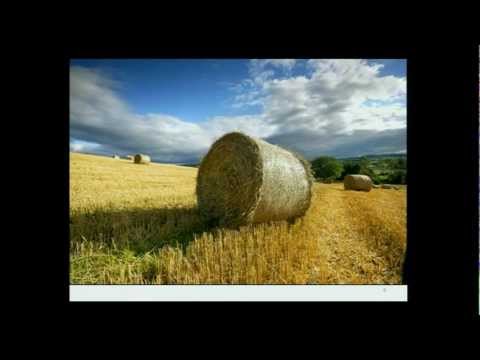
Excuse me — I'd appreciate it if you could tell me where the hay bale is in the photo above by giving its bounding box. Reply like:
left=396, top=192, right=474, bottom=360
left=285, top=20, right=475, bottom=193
left=112, top=154, right=120, bottom=159
left=344, top=174, right=373, bottom=192
left=196, top=132, right=314, bottom=227
left=134, top=154, right=151, bottom=164
left=380, top=184, right=400, bottom=190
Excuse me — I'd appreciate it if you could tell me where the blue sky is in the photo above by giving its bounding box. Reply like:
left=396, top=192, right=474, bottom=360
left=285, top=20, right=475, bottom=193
left=70, top=59, right=406, bottom=163
left=70, top=59, right=258, bottom=121
left=368, top=59, right=406, bottom=77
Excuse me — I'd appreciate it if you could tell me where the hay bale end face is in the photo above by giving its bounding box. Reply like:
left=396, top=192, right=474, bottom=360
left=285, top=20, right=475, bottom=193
left=344, top=174, right=373, bottom=192
left=134, top=154, right=151, bottom=164
left=196, top=132, right=314, bottom=228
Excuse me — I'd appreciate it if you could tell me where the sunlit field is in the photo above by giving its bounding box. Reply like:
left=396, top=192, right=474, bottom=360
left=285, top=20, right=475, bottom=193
left=70, top=152, right=407, bottom=284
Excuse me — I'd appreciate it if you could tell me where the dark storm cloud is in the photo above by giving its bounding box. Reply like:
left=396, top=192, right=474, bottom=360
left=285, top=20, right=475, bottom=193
left=265, top=127, right=406, bottom=160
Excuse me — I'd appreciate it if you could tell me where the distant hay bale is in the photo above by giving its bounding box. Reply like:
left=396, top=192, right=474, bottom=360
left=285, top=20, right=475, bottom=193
left=381, top=184, right=400, bottom=190
left=112, top=154, right=120, bottom=159
left=134, top=154, right=151, bottom=164
left=344, top=175, right=373, bottom=192
left=196, top=132, right=314, bottom=228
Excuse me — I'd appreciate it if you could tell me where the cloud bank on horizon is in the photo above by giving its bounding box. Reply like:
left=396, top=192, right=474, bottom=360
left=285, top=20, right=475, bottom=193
left=70, top=59, right=406, bottom=163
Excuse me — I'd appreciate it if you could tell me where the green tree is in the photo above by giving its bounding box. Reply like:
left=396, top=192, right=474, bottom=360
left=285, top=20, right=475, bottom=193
left=383, top=158, right=396, bottom=169
left=388, top=170, right=407, bottom=184
left=394, top=158, right=406, bottom=170
left=341, top=161, right=361, bottom=178
left=311, top=156, right=343, bottom=180
left=358, top=157, right=376, bottom=179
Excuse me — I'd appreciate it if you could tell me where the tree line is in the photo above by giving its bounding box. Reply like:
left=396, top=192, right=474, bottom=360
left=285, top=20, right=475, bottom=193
left=310, top=156, right=407, bottom=185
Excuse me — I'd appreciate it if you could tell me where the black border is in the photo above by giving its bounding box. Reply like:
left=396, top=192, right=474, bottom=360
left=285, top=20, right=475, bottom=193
left=405, top=42, right=479, bottom=316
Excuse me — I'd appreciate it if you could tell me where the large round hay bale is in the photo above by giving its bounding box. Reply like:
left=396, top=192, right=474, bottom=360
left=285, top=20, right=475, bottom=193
left=344, top=174, right=373, bottom=192
left=196, top=132, right=314, bottom=227
left=134, top=154, right=151, bottom=164
left=112, top=154, right=120, bottom=159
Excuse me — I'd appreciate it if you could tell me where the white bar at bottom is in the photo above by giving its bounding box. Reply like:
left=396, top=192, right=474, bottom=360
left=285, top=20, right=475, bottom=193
left=70, top=285, right=407, bottom=302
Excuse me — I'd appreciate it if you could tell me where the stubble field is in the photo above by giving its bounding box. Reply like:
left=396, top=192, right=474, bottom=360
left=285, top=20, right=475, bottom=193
left=70, top=152, right=407, bottom=284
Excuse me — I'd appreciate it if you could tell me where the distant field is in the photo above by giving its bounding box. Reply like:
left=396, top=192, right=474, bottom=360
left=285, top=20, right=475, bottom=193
left=70, top=152, right=407, bottom=284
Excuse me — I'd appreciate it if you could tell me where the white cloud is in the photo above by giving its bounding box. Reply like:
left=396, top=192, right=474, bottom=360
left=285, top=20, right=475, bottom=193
left=203, top=115, right=276, bottom=140
left=70, top=139, right=102, bottom=153
left=246, top=59, right=298, bottom=89
left=250, top=59, right=297, bottom=72
left=70, top=59, right=406, bottom=162
left=237, top=59, right=406, bottom=155
left=70, top=66, right=274, bottom=162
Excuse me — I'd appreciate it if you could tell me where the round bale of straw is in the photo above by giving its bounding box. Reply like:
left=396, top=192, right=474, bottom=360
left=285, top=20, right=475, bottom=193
left=196, top=132, right=314, bottom=227
left=134, top=154, right=151, bottom=164
left=344, top=174, right=373, bottom=192
left=113, top=154, right=120, bottom=159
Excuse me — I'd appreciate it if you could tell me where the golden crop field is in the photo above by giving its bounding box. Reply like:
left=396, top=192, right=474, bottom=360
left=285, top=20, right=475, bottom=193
left=70, top=152, right=407, bottom=284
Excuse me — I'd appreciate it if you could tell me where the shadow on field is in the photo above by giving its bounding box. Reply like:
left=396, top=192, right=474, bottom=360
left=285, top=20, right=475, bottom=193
left=70, top=206, right=210, bottom=255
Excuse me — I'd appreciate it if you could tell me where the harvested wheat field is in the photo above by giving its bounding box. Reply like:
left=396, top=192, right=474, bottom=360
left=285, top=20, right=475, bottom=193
left=70, top=152, right=406, bottom=284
